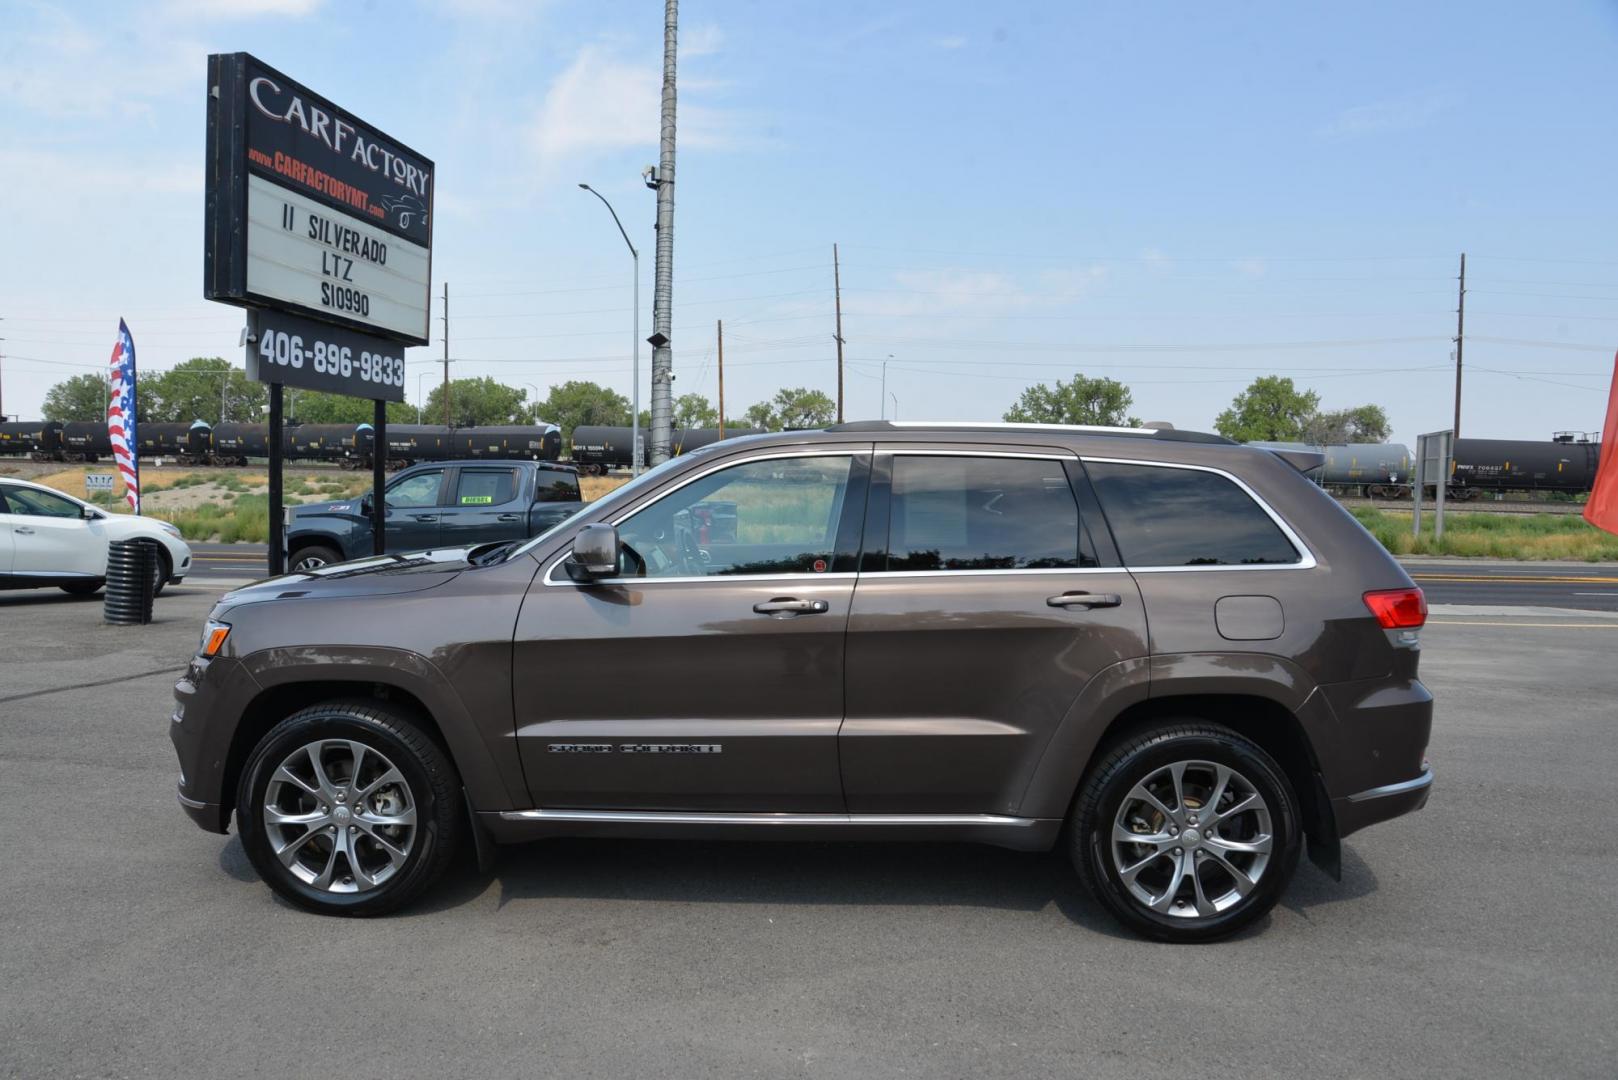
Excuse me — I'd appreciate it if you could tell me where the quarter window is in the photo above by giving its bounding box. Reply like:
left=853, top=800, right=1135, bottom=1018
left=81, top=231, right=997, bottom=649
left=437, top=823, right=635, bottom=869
left=534, top=469, right=581, bottom=503
left=616, top=455, right=855, bottom=577
left=3, top=486, right=82, bottom=518
left=1084, top=462, right=1300, bottom=566
left=885, top=455, right=1091, bottom=571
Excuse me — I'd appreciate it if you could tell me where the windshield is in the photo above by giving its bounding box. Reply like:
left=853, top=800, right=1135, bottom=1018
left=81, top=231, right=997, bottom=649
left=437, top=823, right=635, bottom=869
left=507, top=452, right=691, bottom=560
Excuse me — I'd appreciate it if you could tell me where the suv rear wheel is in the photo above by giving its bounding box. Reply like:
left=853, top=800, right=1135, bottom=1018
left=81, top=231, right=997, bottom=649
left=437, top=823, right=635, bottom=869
left=1070, top=722, right=1301, bottom=942
left=235, top=700, right=461, bottom=916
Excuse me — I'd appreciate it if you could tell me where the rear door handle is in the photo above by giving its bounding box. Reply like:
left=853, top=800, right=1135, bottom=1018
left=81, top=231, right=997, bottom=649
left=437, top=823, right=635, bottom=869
left=753, top=597, right=830, bottom=617
left=1047, top=591, right=1122, bottom=609
left=496, top=513, right=522, bottom=522
left=410, top=514, right=439, bottom=522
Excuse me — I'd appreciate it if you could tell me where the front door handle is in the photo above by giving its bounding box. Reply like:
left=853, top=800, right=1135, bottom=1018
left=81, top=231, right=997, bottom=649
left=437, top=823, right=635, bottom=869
left=753, top=597, right=830, bottom=617
left=1047, top=591, right=1122, bottom=609
left=14, top=526, right=35, bottom=535
left=410, top=514, right=439, bottom=523
left=496, top=513, right=522, bottom=522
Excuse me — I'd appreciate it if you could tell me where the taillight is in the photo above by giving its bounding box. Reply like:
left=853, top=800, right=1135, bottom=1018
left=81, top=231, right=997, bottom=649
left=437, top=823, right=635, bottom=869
left=1363, top=588, right=1427, bottom=629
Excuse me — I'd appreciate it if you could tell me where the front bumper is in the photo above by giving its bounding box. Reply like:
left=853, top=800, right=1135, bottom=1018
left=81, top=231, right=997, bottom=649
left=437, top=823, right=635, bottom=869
left=170, top=653, right=260, bottom=834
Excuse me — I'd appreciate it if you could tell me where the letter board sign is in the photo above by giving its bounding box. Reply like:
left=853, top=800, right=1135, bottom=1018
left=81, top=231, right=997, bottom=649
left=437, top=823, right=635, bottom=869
left=205, top=53, right=433, bottom=347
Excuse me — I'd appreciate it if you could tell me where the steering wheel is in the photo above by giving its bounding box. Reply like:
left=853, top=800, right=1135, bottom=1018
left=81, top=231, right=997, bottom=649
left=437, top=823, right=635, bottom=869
left=673, top=515, right=705, bottom=576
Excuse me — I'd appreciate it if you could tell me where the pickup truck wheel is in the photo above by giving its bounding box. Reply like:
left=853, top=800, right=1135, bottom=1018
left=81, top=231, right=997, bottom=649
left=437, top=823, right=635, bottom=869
left=290, top=544, right=342, bottom=572
left=1069, top=722, right=1301, bottom=943
left=235, top=700, right=462, bottom=916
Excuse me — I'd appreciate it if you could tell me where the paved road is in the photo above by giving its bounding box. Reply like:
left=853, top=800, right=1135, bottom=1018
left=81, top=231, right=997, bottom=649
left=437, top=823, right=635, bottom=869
left=2, top=582, right=1614, bottom=1079
left=189, top=542, right=1618, bottom=611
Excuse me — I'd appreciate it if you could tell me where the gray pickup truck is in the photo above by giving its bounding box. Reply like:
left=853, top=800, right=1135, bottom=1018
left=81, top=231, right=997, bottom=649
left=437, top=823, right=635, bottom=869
left=285, top=460, right=582, bottom=571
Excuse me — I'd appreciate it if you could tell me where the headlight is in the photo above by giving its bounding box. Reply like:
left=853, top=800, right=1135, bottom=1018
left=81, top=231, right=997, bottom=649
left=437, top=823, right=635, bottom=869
left=199, top=619, right=231, bottom=657
left=156, top=520, right=183, bottom=538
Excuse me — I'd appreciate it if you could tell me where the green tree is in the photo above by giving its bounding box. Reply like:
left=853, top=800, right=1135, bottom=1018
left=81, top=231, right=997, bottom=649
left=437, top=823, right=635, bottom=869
left=289, top=390, right=417, bottom=426
left=674, top=393, right=719, bottom=429
left=423, top=376, right=530, bottom=428
left=41, top=373, right=108, bottom=422
left=1300, top=403, right=1391, bottom=445
left=1003, top=374, right=1139, bottom=427
left=746, top=387, right=836, bottom=431
left=1214, top=376, right=1320, bottom=442
left=533, top=380, right=632, bottom=445
left=144, top=357, right=267, bottom=424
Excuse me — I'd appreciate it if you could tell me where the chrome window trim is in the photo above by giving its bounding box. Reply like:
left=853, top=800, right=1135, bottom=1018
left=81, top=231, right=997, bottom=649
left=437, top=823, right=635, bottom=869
left=1080, top=456, right=1318, bottom=572
left=543, top=448, right=869, bottom=587
left=881, top=447, right=1078, bottom=461
left=856, top=567, right=1119, bottom=580
left=500, top=809, right=1039, bottom=828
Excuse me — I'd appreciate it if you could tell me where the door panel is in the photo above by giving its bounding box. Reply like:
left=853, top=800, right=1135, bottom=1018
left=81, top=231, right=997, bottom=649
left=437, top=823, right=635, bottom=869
left=381, top=469, right=444, bottom=552
left=512, top=449, right=870, bottom=812
left=839, top=449, right=1149, bottom=815
left=2, top=487, right=104, bottom=575
left=441, top=467, right=527, bottom=547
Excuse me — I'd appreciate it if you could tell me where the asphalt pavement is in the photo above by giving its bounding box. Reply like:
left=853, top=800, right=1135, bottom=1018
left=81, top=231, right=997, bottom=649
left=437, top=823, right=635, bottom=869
left=2, top=580, right=1615, bottom=1078
left=191, top=541, right=1618, bottom=611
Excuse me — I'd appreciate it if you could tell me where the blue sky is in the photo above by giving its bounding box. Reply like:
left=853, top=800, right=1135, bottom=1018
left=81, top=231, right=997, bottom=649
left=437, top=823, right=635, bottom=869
left=3, top=0, right=1617, bottom=443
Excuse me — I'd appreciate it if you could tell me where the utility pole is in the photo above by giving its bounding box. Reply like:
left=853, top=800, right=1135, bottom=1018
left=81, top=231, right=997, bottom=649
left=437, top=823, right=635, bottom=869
left=441, top=281, right=452, bottom=428
left=0, top=319, right=8, bottom=423
left=1453, top=253, right=1465, bottom=438
left=833, top=243, right=845, bottom=423
left=717, top=319, right=725, bottom=439
left=648, top=0, right=679, bottom=464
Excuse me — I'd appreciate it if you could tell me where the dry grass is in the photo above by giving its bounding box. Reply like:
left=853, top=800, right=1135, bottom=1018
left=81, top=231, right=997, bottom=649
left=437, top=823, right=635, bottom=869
left=581, top=474, right=632, bottom=501
left=1351, top=507, right=1618, bottom=561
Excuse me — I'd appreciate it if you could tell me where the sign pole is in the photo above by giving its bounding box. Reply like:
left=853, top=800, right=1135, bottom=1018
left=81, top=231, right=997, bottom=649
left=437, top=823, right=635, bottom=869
left=372, top=400, right=387, bottom=555
left=267, top=379, right=285, bottom=576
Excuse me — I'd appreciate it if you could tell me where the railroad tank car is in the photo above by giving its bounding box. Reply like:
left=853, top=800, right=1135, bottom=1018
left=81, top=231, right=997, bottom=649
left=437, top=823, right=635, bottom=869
left=569, top=425, right=766, bottom=473
left=1450, top=436, right=1600, bottom=497
left=60, top=421, right=112, bottom=462
left=442, top=424, right=563, bottom=462
left=288, top=423, right=372, bottom=466
left=0, top=421, right=63, bottom=459
left=138, top=420, right=212, bottom=463
left=210, top=422, right=300, bottom=463
left=1325, top=443, right=1412, bottom=497
left=1246, top=442, right=1326, bottom=482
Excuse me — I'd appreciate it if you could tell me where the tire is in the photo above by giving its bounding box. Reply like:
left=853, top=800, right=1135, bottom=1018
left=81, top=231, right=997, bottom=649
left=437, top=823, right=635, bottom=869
left=290, top=544, right=343, bottom=573
left=235, top=700, right=462, bottom=916
left=147, top=544, right=171, bottom=597
left=1069, top=722, right=1302, bottom=943
left=59, top=579, right=105, bottom=596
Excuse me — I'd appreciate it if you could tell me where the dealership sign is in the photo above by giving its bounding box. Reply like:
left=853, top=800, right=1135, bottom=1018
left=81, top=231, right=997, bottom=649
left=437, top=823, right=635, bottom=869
left=204, top=53, right=433, bottom=348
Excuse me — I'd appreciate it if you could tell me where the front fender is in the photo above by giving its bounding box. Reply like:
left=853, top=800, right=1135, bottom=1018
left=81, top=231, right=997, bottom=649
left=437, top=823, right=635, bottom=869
left=239, top=644, right=525, bottom=811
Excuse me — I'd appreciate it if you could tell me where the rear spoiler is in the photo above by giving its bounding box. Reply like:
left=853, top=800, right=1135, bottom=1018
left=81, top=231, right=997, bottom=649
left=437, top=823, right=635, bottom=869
left=1262, top=447, right=1326, bottom=476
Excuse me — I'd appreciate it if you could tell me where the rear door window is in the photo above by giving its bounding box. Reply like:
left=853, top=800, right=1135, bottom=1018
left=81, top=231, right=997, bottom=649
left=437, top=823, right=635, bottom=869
left=884, top=454, right=1093, bottom=571
left=454, top=468, right=519, bottom=507
left=533, top=469, right=580, bottom=503
left=1084, top=461, right=1300, bottom=567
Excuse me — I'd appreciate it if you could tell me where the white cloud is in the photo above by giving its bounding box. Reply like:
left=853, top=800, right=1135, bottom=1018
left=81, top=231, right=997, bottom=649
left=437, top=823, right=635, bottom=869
left=165, top=0, right=323, bottom=16
left=931, top=35, right=968, bottom=50
left=683, top=24, right=724, bottom=58
left=2, top=6, right=209, bottom=120
left=1318, top=88, right=1461, bottom=141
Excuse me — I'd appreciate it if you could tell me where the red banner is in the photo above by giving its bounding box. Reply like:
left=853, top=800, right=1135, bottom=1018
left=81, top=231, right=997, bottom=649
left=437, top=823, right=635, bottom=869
left=1584, top=350, right=1618, bottom=535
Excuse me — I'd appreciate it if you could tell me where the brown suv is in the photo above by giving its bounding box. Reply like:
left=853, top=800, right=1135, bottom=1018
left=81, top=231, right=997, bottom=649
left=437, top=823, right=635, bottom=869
left=171, top=422, right=1432, bottom=941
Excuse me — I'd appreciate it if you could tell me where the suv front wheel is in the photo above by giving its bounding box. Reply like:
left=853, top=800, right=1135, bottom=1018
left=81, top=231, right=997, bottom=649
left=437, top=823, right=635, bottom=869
left=236, top=700, right=461, bottom=916
left=1070, top=722, right=1302, bottom=942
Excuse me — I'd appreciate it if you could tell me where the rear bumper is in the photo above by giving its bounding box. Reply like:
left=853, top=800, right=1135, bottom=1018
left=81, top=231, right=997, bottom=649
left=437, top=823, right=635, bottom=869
left=1334, top=764, right=1433, bottom=837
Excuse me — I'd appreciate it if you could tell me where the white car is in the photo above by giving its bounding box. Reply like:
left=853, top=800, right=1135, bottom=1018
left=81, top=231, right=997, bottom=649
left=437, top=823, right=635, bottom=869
left=0, top=477, right=192, bottom=597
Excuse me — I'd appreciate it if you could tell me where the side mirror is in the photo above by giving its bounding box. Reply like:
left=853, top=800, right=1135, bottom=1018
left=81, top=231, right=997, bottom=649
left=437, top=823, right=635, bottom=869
left=80, top=505, right=103, bottom=520
left=566, top=523, right=620, bottom=581
left=360, top=492, right=375, bottom=514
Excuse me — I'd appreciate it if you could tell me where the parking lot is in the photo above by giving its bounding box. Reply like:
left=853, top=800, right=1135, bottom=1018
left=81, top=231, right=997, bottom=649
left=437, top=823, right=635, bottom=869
left=3, top=579, right=1615, bottom=1080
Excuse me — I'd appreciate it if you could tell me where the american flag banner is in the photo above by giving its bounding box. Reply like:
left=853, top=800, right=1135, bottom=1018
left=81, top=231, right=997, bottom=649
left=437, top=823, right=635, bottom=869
left=107, top=319, right=141, bottom=513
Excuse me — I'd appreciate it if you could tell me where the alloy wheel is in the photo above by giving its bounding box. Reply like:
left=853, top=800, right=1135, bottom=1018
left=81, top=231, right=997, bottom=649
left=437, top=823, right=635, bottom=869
left=262, top=739, right=417, bottom=893
left=1111, top=759, right=1274, bottom=920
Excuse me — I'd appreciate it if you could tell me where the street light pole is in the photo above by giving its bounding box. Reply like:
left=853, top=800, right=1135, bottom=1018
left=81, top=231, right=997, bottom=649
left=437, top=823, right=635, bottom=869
left=880, top=354, right=893, bottom=420
left=579, top=183, right=642, bottom=475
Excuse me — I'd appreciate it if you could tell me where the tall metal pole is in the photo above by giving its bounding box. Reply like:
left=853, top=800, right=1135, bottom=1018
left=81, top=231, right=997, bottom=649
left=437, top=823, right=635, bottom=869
left=834, top=243, right=845, bottom=423
left=649, top=0, right=678, bottom=465
left=267, top=381, right=284, bottom=576
left=717, top=319, right=725, bottom=439
left=441, top=281, right=452, bottom=428
left=372, top=399, right=387, bottom=556
left=1453, top=253, right=1465, bottom=439
left=880, top=355, right=889, bottom=420
left=579, top=183, right=642, bottom=476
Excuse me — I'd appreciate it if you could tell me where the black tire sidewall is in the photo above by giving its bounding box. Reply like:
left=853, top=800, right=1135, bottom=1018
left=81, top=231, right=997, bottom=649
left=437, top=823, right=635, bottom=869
left=236, top=707, right=455, bottom=916
left=291, top=545, right=342, bottom=572
left=1074, top=728, right=1302, bottom=943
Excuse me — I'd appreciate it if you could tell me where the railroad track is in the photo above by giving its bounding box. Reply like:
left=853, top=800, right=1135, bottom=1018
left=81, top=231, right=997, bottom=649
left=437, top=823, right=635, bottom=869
left=1337, top=496, right=1586, bottom=516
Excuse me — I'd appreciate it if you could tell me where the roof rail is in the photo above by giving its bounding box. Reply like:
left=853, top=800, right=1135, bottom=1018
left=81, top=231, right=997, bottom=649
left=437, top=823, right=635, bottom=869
left=823, top=420, right=1233, bottom=444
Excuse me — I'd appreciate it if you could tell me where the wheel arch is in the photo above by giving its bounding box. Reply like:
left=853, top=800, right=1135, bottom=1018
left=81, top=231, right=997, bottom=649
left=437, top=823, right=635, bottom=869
left=287, top=530, right=348, bottom=561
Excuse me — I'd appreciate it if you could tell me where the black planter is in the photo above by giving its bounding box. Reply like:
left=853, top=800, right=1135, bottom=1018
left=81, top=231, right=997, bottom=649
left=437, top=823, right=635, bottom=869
left=104, top=539, right=156, bottom=625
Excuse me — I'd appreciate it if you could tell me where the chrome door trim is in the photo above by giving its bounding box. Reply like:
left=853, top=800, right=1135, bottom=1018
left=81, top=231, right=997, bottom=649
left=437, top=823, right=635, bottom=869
left=1079, top=456, right=1318, bottom=572
left=499, top=809, right=1040, bottom=827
